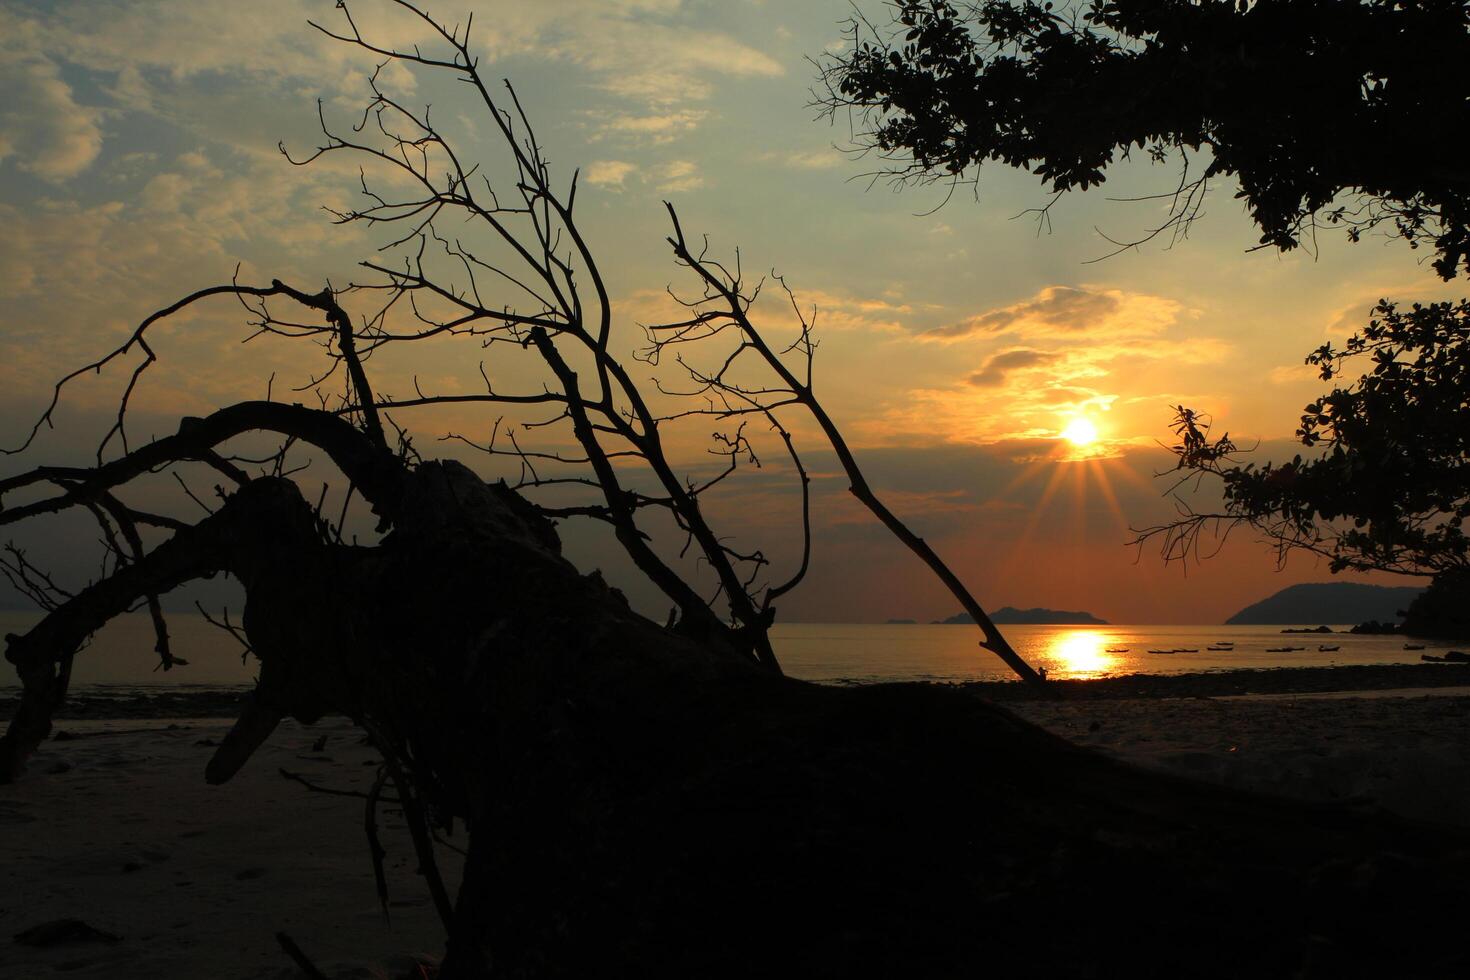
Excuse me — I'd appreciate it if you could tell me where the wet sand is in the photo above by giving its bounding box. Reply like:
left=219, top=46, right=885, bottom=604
left=1008, top=690, right=1470, bottom=827
left=963, top=661, right=1470, bottom=701
left=977, top=664, right=1470, bottom=826
left=0, top=717, right=452, bottom=979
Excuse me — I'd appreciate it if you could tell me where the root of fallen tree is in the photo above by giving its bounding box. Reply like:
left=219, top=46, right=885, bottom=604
left=5, top=457, right=1468, bottom=979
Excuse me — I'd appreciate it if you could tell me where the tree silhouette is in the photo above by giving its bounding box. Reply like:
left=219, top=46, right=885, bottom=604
left=820, top=1, right=1470, bottom=634
left=817, top=0, right=1470, bottom=275
left=1135, top=298, right=1470, bottom=636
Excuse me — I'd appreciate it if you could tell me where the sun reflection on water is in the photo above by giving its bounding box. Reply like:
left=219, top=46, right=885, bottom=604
left=1044, top=629, right=1116, bottom=679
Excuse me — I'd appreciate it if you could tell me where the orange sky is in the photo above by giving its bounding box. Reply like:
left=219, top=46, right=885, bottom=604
left=0, top=0, right=1453, bottom=623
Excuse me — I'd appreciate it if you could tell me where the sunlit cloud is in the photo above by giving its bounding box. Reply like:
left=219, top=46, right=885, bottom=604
left=597, top=110, right=710, bottom=143
left=1268, top=362, right=1321, bottom=385
left=924, top=285, right=1183, bottom=342
left=562, top=21, right=783, bottom=109
left=1319, top=279, right=1462, bottom=338
left=655, top=160, right=704, bottom=193
left=618, top=283, right=911, bottom=341
left=968, top=348, right=1056, bottom=387
left=585, top=160, right=638, bottom=188
left=4, top=1, right=779, bottom=162
left=773, top=288, right=913, bottom=334
left=3, top=1, right=438, bottom=100
left=859, top=323, right=1229, bottom=451
left=0, top=50, right=104, bottom=182
left=783, top=149, right=843, bottom=170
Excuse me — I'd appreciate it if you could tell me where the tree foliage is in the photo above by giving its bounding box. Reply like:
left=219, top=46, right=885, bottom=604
left=819, top=0, right=1470, bottom=276
left=1137, top=299, right=1470, bottom=579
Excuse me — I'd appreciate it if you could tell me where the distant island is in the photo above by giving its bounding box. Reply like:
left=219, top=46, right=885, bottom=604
left=1224, top=582, right=1425, bottom=626
left=933, top=607, right=1108, bottom=626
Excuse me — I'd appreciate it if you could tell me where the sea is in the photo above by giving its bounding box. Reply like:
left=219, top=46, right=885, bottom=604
left=0, top=611, right=1457, bottom=695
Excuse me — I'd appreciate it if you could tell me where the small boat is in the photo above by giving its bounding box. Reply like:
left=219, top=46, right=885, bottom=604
left=1206, top=646, right=1232, bottom=651
left=1105, top=647, right=1129, bottom=653
left=1318, top=645, right=1340, bottom=652
left=1404, top=644, right=1426, bottom=651
left=1146, top=649, right=1174, bottom=655
left=1175, top=648, right=1199, bottom=653
left=1265, top=646, right=1301, bottom=653
left=1423, top=653, right=1448, bottom=663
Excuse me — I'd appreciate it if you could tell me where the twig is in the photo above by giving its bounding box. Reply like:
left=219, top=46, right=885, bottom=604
left=275, top=932, right=328, bottom=980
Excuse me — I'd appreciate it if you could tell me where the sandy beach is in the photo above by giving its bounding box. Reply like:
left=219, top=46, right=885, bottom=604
left=1009, top=689, right=1470, bottom=827
left=0, top=717, right=454, bottom=979
left=5, top=666, right=1470, bottom=977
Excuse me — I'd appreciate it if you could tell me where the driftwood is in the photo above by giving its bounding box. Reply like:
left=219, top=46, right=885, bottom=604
left=6, top=448, right=1469, bottom=977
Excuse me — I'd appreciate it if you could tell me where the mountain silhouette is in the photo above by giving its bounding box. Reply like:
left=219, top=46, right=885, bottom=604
left=1224, top=583, right=1424, bottom=625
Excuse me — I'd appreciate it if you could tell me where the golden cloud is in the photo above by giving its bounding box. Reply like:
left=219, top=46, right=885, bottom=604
left=967, top=348, right=1056, bottom=387
left=585, top=160, right=637, bottom=188
left=924, top=285, right=1183, bottom=342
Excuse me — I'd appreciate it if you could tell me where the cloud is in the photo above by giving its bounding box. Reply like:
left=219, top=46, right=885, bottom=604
left=1323, top=298, right=1382, bottom=338
left=925, top=285, right=1182, bottom=342
left=1269, top=362, right=1321, bottom=385
left=891, top=285, right=1219, bottom=446
left=968, top=348, right=1055, bottom=387
left=1319, top=279, right=1462, bottom=338
left=3, top=1, right=778, bottom=155
left=565, top=159, right=703, bottom=197
left=597, top=110, right=709, bottom=143
left=783, top=149, right=842, bottom=170
left=585, top=160, right=637, bottom=188
left=557, top=20, right=783, bottom=111
left=2, top=1, right=439, bottom=101
left=0, top=140, right=375, bottom=412
left=0, top=52, right=104, bottom=182
left=655, top=160, right=703, bottom=193
left=759, top=288, right=912, bottom=334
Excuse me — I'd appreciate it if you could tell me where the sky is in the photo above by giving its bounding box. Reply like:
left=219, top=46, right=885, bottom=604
left=0, top=0, right=1461, bottom=625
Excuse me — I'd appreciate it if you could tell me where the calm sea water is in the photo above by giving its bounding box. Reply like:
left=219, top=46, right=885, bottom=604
left=772, top=622, right=1448, bottom=683
left=0, top=612, right=1455, bottom=692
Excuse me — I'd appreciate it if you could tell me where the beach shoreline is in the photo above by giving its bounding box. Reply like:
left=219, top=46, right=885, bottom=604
left=961, top=661, right=1470, bottom=701
left=8, top=662, right=1470, bottom=723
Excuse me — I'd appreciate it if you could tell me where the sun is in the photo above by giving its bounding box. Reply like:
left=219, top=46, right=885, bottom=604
left=1060, top=416, right=1099, bottom=447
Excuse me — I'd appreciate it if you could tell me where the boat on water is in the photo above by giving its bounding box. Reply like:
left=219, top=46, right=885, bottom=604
left=1105, top=647, right=1129, bottom=653
left=1146, top=649, right=1175, bottom=655
left=1265, top=646, right=1307, bottom=653
left=1318, top=645, right=1340, bottom=652
left=1206, top=646, right=1232, bottom=651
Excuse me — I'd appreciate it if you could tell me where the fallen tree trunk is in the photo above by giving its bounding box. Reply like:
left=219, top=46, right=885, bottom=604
left=5, top=459, right=1468, bottom=978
